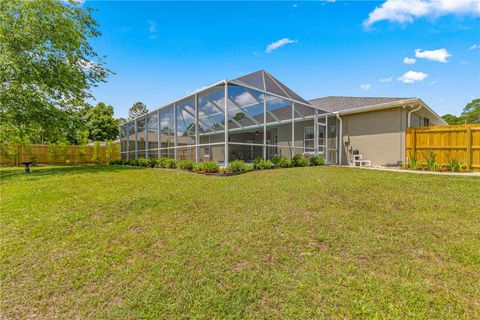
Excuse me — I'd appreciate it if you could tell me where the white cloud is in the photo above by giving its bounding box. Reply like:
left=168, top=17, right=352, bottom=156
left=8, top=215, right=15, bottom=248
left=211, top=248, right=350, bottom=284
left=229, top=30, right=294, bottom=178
left=364, top=0, right=480, bottom=27
left=403, top=57, right=416, bottom=64
left=415, top=48, right=451, bottom=62
left=379, top=77, right=393, bottom=83
left=265, top=38, right=297, bottom=53
left=461, top=60, right=468, bottom=65
left=397, top=71, right=428, bottom=84
left=360, top=83, right=371, bottom=90
left=234, top=91, right=257, bottom=106
left=470, top=44, right=480, bottom=50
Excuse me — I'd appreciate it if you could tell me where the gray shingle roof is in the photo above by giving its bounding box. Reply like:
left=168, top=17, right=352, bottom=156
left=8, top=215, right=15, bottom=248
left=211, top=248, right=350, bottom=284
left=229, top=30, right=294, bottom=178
left=308, top=96, right=412, bottom=113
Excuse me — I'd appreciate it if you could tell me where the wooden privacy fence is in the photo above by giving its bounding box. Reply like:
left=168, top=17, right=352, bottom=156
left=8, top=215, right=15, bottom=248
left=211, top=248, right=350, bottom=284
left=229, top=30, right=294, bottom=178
left=406, top=124, right=480, bottom=171
left=0, top=143, right=120, bottom=166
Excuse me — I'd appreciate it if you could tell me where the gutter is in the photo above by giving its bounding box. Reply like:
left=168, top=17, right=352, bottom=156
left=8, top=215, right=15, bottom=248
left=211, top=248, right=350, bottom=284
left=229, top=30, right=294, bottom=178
left=334, top=112, right=344, bottom=165
left=331, top=98, right=447, bottom=126
left=407, top=105, right=423, bottom=128
left=336, top=98, right=419, bottom=116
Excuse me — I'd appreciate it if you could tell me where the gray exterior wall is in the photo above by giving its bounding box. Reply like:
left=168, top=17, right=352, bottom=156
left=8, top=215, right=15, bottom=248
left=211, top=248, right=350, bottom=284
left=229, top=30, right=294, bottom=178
left=338, top=106, right=443, bottom=166
left=340, top=108, right=406, bottom=166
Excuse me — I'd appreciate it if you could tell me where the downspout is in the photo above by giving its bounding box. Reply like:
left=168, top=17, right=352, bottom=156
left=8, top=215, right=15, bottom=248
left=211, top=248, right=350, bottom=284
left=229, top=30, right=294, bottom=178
left=334, top=112, right=343, bottom=165
left=407, top=105, right=422, bottom=128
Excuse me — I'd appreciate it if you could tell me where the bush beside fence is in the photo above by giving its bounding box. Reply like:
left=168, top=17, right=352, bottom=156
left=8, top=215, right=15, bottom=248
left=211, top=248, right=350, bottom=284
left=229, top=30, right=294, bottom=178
left=0, top=142, right=120, bottom=166
left=406, top=124, right=480, bottom=171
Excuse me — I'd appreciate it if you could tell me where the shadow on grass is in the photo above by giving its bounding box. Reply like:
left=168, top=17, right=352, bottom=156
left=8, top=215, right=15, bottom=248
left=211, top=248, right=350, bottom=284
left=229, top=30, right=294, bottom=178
left=0, top=165, right=143, bottom=182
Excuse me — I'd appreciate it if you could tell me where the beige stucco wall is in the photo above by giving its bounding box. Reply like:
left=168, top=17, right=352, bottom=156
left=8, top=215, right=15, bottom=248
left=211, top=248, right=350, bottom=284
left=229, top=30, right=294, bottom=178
left=339, top=105, right=444, bottom=166
left=340, top=107, right=407, bottom=166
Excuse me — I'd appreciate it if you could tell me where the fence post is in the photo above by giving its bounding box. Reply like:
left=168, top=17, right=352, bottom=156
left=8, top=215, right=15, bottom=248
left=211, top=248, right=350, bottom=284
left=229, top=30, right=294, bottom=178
left=466, top=125, right=472, bottom=170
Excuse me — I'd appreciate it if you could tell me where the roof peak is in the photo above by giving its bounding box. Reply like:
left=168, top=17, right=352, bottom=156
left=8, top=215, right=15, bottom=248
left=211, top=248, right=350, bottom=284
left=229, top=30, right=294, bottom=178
left=233, top=70, right=309, bottom=104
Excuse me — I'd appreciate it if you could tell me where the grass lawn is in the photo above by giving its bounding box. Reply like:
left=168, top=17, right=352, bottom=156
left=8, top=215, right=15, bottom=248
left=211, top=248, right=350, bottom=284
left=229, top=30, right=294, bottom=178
left=1, top=165, right=479, bottom=319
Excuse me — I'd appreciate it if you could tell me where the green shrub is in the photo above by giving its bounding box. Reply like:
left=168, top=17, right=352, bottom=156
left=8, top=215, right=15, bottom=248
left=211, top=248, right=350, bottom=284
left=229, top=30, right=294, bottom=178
left=47, top=143, right=58, bottom=165
left=406, top=153, right=418, bottom=170
left=147, top=158, right=157, bottom=168
left=270, top=156, right=292, bottom=168
left=92, top=141, right=101, bottom=164
left=193, top=162, right=204, bottom=172
left=292, top=154, right=308, bottom=167
left=228, top=159, right=247, bottom=173
left=177, top=160, right=194, bottom=170
left=155, top=158, right=168, bottom=168
left=203, top=161, right=219, bottom=173
left=277, top=156, right=292, bottom=168
left=137, top=158, right=149, bottom=167
left=108, top=159, right=123, bottom=165
left=309, top=156, right=325, bottom=166
left=105, top=141, right=114, bottom=163
left=271, top=156, right=283, bottom=167
left=57, top=141, right=69, bottom=164
left=447, top=158, right=460, bottom=172
left=253, top=157, right=274, bottom=170
left=425, top=152, right=439, bottom=171
left=252, top=157, right=262, bottom=169
left=460, top=162, right=469, bottom=172
left=164, top=158, right=177, bottom=169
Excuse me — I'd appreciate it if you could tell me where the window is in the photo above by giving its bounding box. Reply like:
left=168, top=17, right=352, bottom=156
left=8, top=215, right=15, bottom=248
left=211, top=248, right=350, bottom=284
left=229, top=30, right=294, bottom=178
left=160, top=104, right=174, bottom=149
left=304, top=125, right=325, bottom=153
left=423, top=118, right=430, bottom=127
left=176, top=98, right=196, bottom=146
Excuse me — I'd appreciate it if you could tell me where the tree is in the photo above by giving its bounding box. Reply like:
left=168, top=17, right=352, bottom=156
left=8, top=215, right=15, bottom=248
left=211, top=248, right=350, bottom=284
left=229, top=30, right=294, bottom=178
left=0, top=0, right=109, bottom=144
left=128, top=102, right=149, bottom=120
left=83, top=102, right=119, bottom=141
left=461, top=98, right=480, bottom=124
left=441, top=98, right=480, bottom=125
left=442, top=114, right=463, bottom=125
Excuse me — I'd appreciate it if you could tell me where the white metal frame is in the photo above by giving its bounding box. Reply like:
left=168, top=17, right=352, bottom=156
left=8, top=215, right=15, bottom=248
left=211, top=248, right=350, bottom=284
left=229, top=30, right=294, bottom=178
left=303, top=123, right=326, bottom=155
left=119, top=74, right=338, bottom=165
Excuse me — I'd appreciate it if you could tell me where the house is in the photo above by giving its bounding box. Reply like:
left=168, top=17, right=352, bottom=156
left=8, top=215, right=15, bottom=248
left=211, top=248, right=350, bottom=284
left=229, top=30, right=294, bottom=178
left=309, top=96, right=447, bottom=166
left=120, top=70, right=447, bottom=167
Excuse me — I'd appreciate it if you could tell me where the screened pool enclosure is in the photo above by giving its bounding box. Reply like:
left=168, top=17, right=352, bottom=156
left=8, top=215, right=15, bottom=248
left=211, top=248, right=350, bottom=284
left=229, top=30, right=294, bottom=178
left=120, top=70, right=338, bottom=165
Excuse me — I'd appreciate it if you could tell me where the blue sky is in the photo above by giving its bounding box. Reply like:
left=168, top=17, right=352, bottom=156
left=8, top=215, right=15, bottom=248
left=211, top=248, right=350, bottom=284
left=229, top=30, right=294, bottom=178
left=86, top=1, right=480, bottom=118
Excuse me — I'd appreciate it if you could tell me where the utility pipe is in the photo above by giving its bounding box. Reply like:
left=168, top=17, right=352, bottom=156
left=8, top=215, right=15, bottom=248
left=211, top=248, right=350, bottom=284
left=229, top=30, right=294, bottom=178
left=335, top=112, right=343, bottom=165
left=407, top=105, right=423, bottom=128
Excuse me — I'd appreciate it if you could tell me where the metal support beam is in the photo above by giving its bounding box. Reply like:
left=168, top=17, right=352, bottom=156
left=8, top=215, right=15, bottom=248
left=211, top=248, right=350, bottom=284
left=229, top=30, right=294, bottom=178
left=224, top=82, right=229, bottom=166
left=134, top=119, right=138, bottom=159
left=157, top=110, right=161, bottom=159
left=195, top=93, right=199, bottom=163
left=173, top=102, right=177, bottom=160
left=262, top=73, right=267, bottom=159
left=292, top=102, right=295, bottom=156
left=145, top=115, right=149, bottom=159
left=325, top=114, right=329, bottom=164
left=314, top=110, right=318, bottom=156
left=126, top=123, right=129, bottom=161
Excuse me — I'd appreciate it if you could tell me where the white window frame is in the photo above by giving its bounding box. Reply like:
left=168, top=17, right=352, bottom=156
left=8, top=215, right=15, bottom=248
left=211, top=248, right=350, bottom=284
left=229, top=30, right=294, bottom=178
left=304, top=125, right=325, bottom=154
